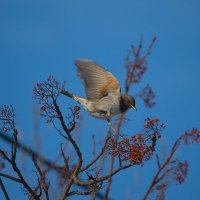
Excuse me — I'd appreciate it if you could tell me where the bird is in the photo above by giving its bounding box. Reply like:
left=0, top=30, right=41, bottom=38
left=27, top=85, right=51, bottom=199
left=61, top=59, right=137, bottom=124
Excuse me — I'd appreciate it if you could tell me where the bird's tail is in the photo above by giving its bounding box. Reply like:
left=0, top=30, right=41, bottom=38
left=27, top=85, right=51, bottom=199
left=61, top=89, right=88, bottom=107
left=61, top=90, right=74, bottom=98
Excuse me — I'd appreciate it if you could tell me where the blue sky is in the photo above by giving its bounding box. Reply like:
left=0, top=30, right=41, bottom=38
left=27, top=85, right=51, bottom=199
left=0, top=0, right=200, bottom=199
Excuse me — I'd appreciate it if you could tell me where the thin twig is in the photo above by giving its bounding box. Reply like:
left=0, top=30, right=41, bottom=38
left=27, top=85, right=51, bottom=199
left=104, top=113, right=124, bottom=199
left=0, top=178, right=10, bottom=200
left=60, top=144, right=70, bottom=178
left=142, top=137, right=182, bottom=200
left=67, top=188, right=100, bottom=196
left=80, top=136, right=110, bottom=172
left=156, top=154, right=161, bottom=170
left=0, top=131, right=105, bottom=199
left=52, top=98, right=83, bottom=199
left=74, top=163, right=134, bottom=187
left=32, top=156, right=50, bottom=200
left=0, top=173, right=22, bottom=183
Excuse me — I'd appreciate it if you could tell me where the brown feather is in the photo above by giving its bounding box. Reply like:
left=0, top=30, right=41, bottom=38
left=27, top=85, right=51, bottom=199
left=75, top=59, right=120, bottom=100
left=99, top=73, right=120, bottom=96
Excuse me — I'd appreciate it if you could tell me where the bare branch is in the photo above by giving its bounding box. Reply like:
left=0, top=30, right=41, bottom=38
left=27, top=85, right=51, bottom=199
left=125, top=36, right=156, bottom=92
left=0, top=178, right=10, bottom=200
left=80, top=136, right=110, bottom=172
left=32, top=156, right=50, bottom=200
left=67, top=188, right=100, bottom=197
left=60, top=144, right=70, bottom=178
left=0, top=131, right=105, bottom=199
left=142, top=132, right=192, bottom=200
left=74, top=163, right=134, bottom=187
left=156, top=154, right=161, bottom=170
left=0, top=172, right=22, bottom=184
left=0, top=106, right=40, bottom=199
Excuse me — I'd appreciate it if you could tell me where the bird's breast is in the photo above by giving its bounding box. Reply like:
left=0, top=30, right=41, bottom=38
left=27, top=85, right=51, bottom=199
left=85, top=93, right=121, bottom=119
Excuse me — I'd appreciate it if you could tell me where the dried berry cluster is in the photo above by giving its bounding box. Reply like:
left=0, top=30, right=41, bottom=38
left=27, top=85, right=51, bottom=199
left=0, top=105, right=15, bottom=132
left=109, top=118, right=165, bottom=165
left=33, top=76, right=66, bottom=124
left=138, top=84, right=156, bottom=108
left=182, top=128, right=200, bottom=144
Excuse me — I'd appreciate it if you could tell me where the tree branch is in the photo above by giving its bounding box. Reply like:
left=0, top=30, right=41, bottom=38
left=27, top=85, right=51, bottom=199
left=0, top=178, right=10, bottom=200
left=0, top=173, right=22, bottom=184
left=80, top=136, right=110, bottom=173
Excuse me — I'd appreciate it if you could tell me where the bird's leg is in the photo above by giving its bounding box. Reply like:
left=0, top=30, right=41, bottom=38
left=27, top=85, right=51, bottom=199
left=107, top=118, right=116, bottom=136
left=107, top=110, right=112, bottom=126
left=107, top=118, right=112, bottom=126
left=107, top=112, right=117, bottom=134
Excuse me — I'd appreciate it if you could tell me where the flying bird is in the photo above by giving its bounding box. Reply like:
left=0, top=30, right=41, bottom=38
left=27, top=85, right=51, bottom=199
left=61, top=59, right=137, bottom=124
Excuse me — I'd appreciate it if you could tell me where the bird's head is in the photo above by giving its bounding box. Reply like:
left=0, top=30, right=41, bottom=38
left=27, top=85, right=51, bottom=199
left=123, top=94, right=137, bottom=111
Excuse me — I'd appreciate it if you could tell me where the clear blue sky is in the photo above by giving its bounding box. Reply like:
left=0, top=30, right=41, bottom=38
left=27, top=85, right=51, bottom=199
left=0, top=0, right=200, bottom=199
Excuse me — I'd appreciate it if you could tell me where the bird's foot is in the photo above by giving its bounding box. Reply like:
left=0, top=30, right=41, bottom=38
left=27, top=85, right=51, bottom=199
left=107, top=119, right=117, bottom=134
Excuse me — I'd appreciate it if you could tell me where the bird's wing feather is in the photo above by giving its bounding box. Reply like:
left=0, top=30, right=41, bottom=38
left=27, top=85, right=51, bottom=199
left=75, top=59, right=120, bottom=100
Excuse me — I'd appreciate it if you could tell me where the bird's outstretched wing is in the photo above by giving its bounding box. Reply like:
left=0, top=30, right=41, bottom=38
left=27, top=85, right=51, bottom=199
left=75, top=59, right=120, bottom=100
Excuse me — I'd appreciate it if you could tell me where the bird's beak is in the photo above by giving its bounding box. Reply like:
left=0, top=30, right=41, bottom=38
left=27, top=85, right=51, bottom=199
left=130, top=104, right=137, bottom=111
